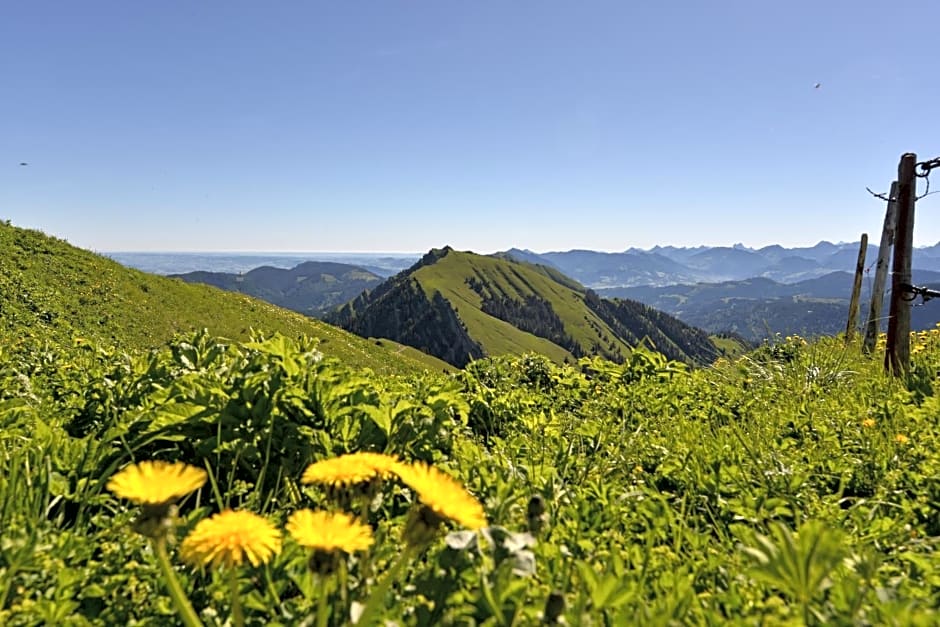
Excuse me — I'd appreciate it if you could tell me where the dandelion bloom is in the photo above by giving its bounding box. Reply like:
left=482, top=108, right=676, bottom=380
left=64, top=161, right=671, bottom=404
left=107, top=460, right=207, bottom=506
left=180, top=510, right=281, bottom=569
left=392, top=462, right=486, bottom=530
left=301, top=452, right=399, bottom=486
left=287, top=509, right=373, bottom=553
left=862, top=418, right=876, bottom=428
left=895, top=434, right=910, bottom=444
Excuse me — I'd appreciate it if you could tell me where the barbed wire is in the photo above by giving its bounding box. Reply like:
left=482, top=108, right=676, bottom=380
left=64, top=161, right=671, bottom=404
left=865, top=187, right=894, bottom=202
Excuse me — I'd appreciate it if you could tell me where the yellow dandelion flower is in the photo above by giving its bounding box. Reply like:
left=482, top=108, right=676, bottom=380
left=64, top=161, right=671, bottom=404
left=180, top=510, right=281, bottom=569
left=392, top=462, right=486, bottom=530
left=895, top=434, right=910, bottom=444
left=107, top=460, right=207, bottom=506
left=301, top=452, right=399, bottom=486
left=862, top=418, right=876, bottom=428
left=287, top=509, right=373, bottom=553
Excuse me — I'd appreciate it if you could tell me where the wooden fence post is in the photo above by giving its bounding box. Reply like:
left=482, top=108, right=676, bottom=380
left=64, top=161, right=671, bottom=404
left=845, top=233, right=868, bottom=342
left=885, top=154, right=917, bottom=375
left=863, top=181, right=899, bottom=353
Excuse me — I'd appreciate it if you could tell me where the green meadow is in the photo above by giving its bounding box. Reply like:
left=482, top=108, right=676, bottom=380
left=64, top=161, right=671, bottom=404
left=5, top=222, right=940, bottom=625
left=4, top=326, right=940, bottom=624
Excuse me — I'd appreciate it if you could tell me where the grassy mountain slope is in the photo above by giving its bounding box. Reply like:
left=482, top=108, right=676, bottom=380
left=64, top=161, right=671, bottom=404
left=329, top=247, right=718, bottom=367
left=0, top=221, right=448, bottom=374
left=170, top=261, right=383, bottom=317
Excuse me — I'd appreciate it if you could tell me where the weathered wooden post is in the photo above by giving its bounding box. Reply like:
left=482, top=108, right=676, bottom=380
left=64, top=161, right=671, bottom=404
left=885, top=154, right=917, bottom=375
left=863, top=182, right=899, bottom=353
left=845, top=233, right=868, bottom=342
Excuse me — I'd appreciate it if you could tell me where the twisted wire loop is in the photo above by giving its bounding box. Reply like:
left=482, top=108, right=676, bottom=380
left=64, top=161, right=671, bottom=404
left=913, top=156, right=940, bottom=200
left=915, top=157, right=940, bottom=177
left=899, top=283, right=940, bottom=305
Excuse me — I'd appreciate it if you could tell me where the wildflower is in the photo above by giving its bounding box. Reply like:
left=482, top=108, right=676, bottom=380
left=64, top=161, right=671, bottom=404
left=862, top=418, right=876, bottom=428
left=895, top=434, right=910, bottom=444
left=392, top=462, right=486, bottom=531
left=287, top=509, right=373, bottom=554
left=107, top=460, right=207, bottom=507
left=288, top=509, right=373, bottom=574
left=180, top=510, right=281, bottom=569
left=301, top=452, right=399, bottom=486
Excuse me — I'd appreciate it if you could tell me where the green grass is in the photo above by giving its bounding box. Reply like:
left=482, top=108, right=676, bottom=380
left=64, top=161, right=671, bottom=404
left=710, top=334, right=750, bottom=358
left=5, top=327, right=940, bottom=624
left=0, top=221, right=448, bottom=375
left=10, top=221, right=940, bottom=623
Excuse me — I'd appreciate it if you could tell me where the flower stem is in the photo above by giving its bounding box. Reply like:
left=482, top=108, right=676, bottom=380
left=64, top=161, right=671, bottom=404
left=355, top=545, right=417, bottom=625
left=338, top=556, right=349, bottom=610
left=264, top=563, right=283, bottom=614
left=151, top=538, right=203, bottom=627
left=317, top=574, right=330, bottom=627
left=229, top=569, right=245, bottom=627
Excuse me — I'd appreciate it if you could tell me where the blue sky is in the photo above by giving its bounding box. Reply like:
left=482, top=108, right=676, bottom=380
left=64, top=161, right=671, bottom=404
left=2, top=1, right=938, bottom=252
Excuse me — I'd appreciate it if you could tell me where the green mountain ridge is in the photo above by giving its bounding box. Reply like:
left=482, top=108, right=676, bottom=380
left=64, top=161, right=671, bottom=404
left=169, top=261, right=383, bottom=317
left=0, top=221, right=449, bottom=375
left=328, top=246, right=718, bottom=367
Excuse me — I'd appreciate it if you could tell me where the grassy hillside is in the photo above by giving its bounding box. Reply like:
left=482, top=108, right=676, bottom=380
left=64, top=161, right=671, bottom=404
left=416, top=249, right=613, bottom=363
left=5, top=327, right=940, bottom=623
left=330, top=247, right=718, bottom=367
left=0, top=221, right=448, bottom=374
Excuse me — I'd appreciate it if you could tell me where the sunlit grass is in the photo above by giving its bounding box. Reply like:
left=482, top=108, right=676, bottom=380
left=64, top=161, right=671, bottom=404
left=5, top=325, right=940, bottom=623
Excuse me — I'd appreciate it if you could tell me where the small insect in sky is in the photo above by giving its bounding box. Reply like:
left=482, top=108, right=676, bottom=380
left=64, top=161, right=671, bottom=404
left=19, top=162, right=28, bottom=166
left=814, top=83, right=821, bottom=89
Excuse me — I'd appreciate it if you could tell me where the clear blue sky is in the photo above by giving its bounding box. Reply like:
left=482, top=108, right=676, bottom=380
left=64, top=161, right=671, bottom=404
left=2, top=1, right=939, bottom=253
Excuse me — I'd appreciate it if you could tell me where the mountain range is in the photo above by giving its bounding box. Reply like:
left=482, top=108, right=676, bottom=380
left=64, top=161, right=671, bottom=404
left=502, top=241, right=940, bottom=288
left=164, top=241, right=940, bottom=346
left=113, top=241, right=940, bottom=290
left=601, top=270, right=940, bottom=341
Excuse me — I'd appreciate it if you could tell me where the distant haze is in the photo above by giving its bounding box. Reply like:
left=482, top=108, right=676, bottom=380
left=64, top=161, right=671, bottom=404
left=108, top=252, right=420, bottom=276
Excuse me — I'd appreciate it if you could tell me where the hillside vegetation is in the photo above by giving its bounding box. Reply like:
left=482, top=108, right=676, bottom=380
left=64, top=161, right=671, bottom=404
left=329, top=247, right=718, bottom=367
left=5, top=323, right=940, bottom=623
left=0, top=221, right=448, bottom=375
